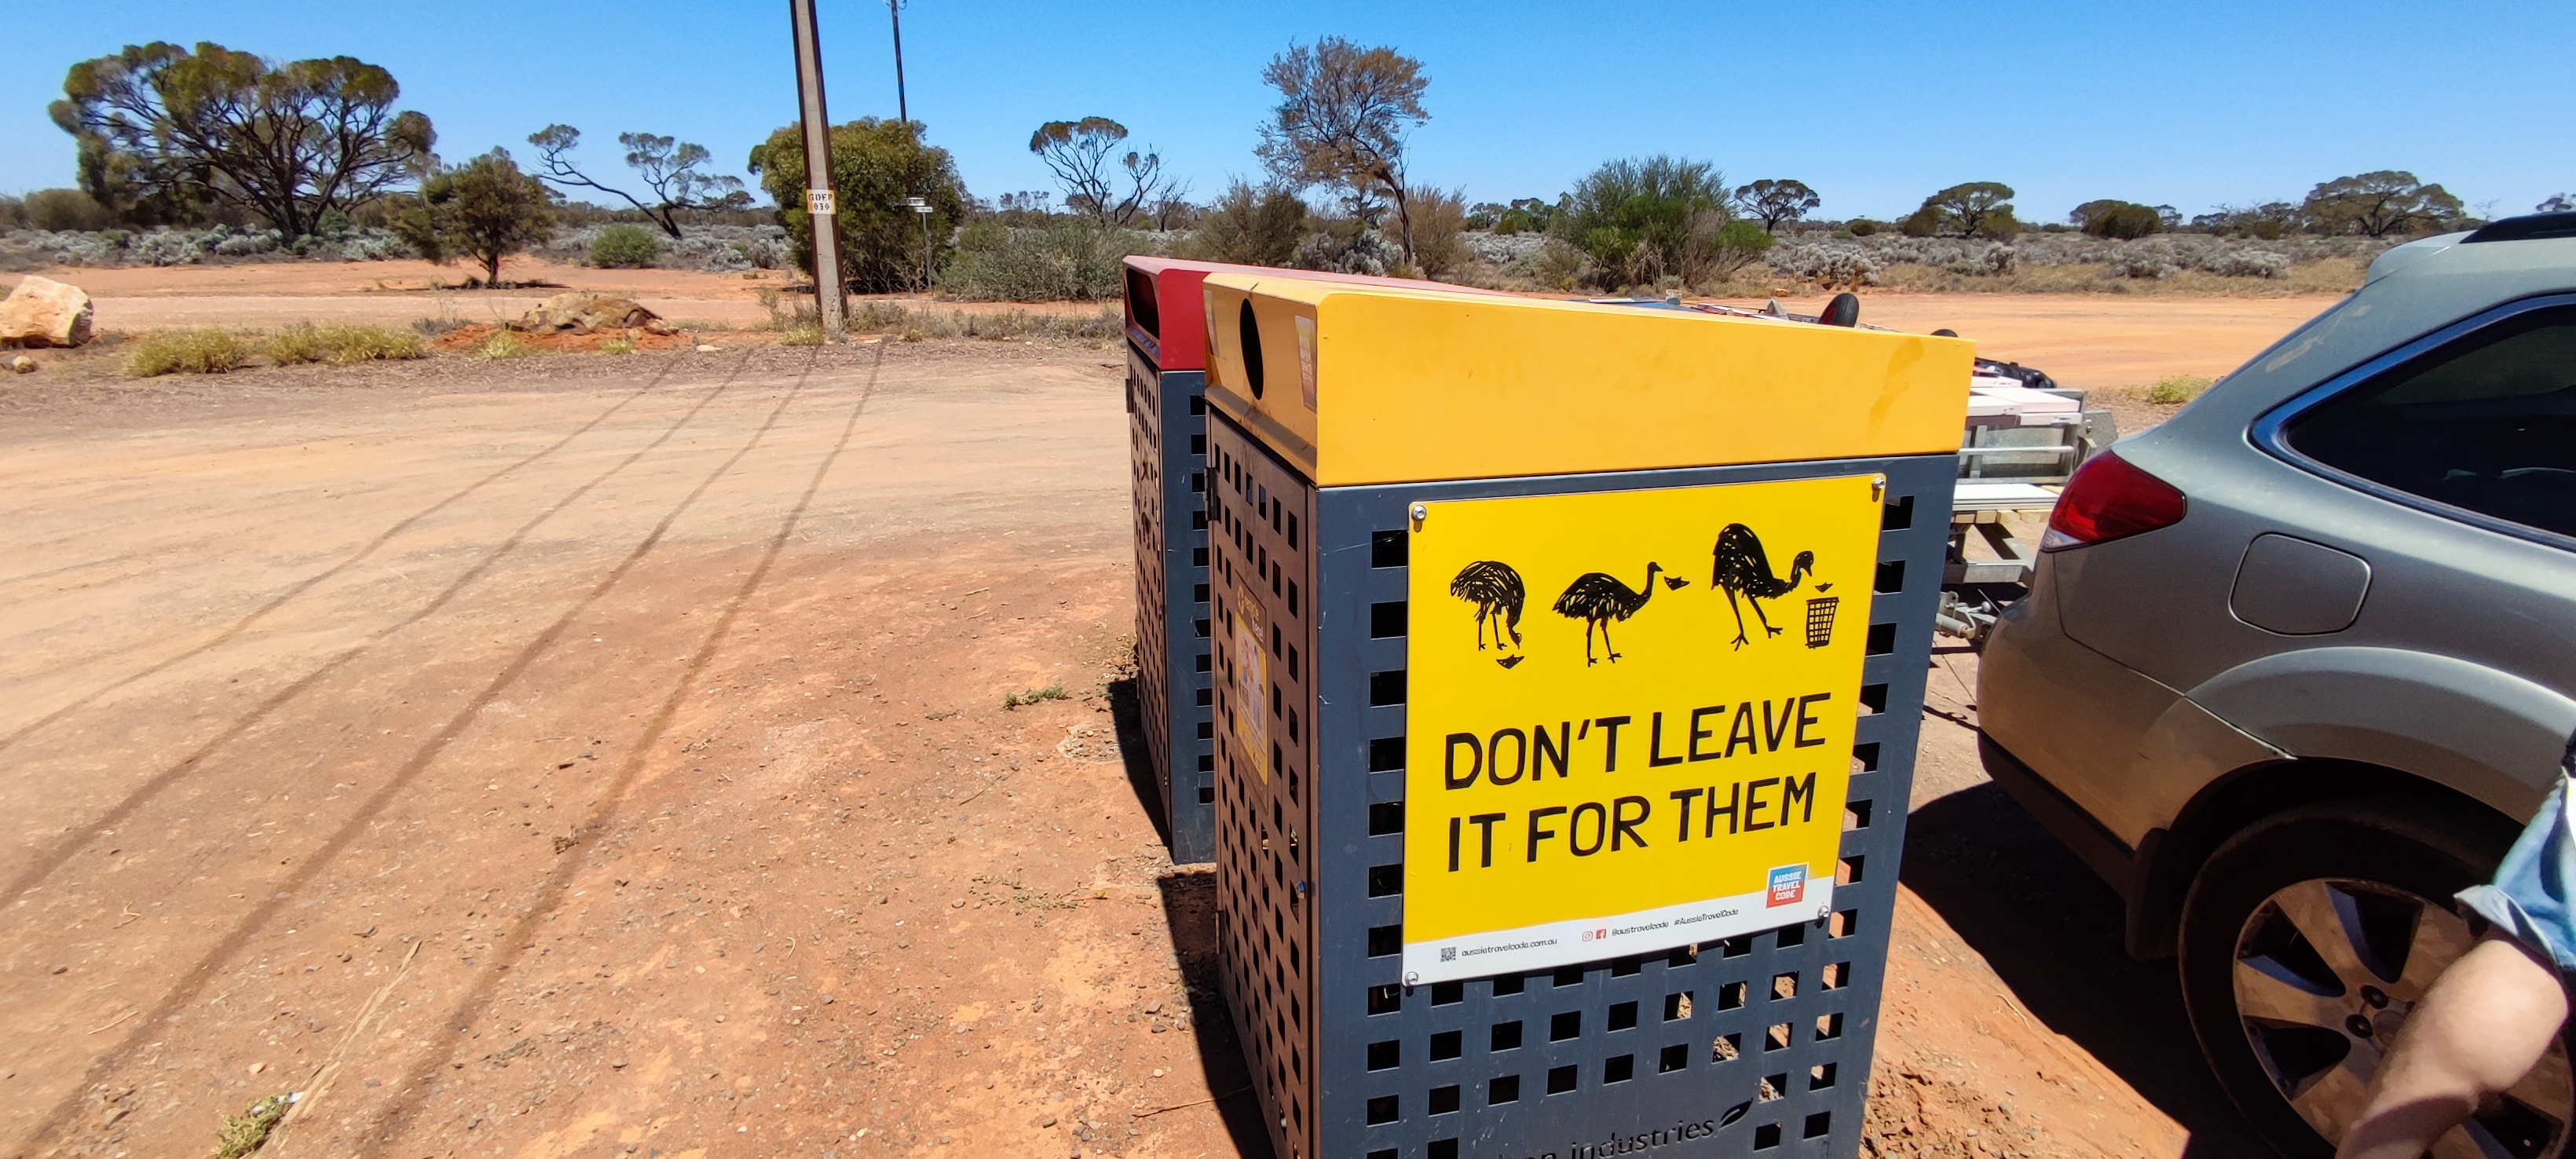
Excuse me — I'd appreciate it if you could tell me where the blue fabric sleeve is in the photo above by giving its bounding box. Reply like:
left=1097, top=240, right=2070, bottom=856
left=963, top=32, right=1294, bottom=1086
left=2457, top=774, right=2576, bottom=975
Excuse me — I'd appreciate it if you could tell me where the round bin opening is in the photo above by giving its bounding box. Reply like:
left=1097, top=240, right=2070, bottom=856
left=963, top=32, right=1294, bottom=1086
left=1239, top=301, right=1265, bottom=399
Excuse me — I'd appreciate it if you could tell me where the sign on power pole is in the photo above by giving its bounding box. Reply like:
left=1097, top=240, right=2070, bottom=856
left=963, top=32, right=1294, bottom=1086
left=788, top=0, right=846, bottom=342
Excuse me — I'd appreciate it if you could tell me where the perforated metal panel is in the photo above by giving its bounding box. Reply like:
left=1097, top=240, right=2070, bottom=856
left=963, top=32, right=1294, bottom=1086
left=1207, top=418, right=1953, bottom=1159
left=1129, top=341, right=1217, bottom=863
left=1209, top=411, right=1324, bottom=1159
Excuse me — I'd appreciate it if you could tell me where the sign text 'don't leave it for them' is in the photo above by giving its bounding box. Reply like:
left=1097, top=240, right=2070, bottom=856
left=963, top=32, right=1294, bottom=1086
left=1401, top=474, right=1883, bottom=984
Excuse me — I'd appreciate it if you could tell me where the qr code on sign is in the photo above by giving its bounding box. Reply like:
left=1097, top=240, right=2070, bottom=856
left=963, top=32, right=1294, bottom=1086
left=1440, top=946, right=1457, bottom=962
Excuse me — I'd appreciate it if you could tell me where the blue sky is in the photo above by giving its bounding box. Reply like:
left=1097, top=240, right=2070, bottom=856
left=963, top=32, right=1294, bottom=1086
left=7, top=1, right=2571, bottom=224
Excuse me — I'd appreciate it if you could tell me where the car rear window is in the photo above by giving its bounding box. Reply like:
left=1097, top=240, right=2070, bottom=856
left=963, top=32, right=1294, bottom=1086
left=2286, top=305, right=2576, bottom=539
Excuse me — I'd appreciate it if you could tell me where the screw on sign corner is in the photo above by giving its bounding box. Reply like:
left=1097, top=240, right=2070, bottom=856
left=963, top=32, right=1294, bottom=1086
left=1804, top=596, right=1840, bottom=649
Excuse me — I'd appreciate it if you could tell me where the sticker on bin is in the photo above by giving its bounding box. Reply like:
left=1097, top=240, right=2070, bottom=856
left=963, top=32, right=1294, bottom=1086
left=1228, top=580, right=1268, bottom=781
left=1401, top=474, right=1883, bottom=984
left=1767, top=864, right=1807, bottom=907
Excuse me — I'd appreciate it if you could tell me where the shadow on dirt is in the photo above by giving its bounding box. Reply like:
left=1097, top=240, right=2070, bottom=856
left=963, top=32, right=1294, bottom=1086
left=1103, top=675, right=1175, bottom=854
left=1155, top=869, right=1277, bottom=1158
left=1903, top=781, right=2273, bottom=1157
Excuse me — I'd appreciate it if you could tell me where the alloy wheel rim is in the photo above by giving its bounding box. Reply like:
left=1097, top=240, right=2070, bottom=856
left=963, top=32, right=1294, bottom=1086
left=2234, top=877, right=2572, bottom=1158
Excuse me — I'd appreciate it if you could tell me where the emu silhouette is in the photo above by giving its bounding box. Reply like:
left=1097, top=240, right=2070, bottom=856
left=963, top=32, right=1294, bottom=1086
left=1448, top=561, right=1527, bottom=659
left=1552, top=563, right=1689, bottom=665
left=1710, top=523, right=1814, bottom=649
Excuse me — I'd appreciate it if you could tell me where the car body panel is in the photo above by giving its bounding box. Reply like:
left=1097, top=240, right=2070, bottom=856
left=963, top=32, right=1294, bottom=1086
left=1981, top=227, right=2576, bottom=945
left=2186, top=647, right=2576, bottom=817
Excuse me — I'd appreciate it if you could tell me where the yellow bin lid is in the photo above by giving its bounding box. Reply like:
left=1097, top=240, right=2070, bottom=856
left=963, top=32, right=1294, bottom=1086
left=1201, top=272, right=1974, bottom=487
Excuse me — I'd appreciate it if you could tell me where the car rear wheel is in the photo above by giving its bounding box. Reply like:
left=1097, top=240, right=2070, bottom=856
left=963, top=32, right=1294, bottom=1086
left=2180, top=799, right=2570, bottom=1159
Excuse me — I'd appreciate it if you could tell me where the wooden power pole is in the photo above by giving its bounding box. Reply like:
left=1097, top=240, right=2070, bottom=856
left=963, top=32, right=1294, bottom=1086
left=788, top=0, right=846, bottom=342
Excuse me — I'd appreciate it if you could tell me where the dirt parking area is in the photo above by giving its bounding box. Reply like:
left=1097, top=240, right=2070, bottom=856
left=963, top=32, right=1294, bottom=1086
left=0, top=299, right=2322, bottom=1158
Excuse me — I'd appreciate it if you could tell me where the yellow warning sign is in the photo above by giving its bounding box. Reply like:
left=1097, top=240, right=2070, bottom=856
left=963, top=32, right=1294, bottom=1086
left=1402, top=474, right=1883, bottom=984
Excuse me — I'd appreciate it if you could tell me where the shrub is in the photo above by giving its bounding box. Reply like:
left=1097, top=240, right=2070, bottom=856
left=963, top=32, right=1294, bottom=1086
left=2146, top=374, right=2215, bottom=404
left=0, top=195, right=24, bottom=231
left=26, top=188, right=117, bottom=232
left=1845, top=218, right=1880, bottom=237
left=1185, top=180, right=1308, bottom=267
left=1769, top=243, right=1881, bottom=290
left=2208, top=250, right=2290, bottom=279
left=1294, top=229, right=1399, bottom=276
left=588, top=224, right=663, bottom=268
left=269, top=322, right=427, bottom=365
left=748, top=117, right=968, bottom=293
left=1982, top=243, right=2018, bottom=274
left=938, top=220, right=1147, bottom=301
left=778, top=324, right=824, bottom=346
left=2112, top=250, right=2179, bottom=280
left=127, top=329, right=252, bottom=376
left=1403, top=188, right=1476, bottom=280
left=394, top=149, right=555, bottom=285
left=1709, top=219, right=1775, bottom=280
left=2075, top=200, right=2164, bottom=239
left=1554, top=155, right=1734, bottom=289
left=475, top=330, right=534, bottom=360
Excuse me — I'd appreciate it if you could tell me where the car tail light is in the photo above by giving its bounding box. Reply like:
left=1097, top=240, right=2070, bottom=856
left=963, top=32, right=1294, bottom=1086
left=2043, top=451, right=2187, bottom=550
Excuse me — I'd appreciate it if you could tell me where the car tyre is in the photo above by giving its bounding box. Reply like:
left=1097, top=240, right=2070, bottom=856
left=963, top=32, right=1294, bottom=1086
left=2179, top=796, right=2569, bottom=1159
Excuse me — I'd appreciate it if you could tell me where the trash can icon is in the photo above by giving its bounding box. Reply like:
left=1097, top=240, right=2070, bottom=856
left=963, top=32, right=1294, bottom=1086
left=1806, top=594, right=1841, bottom=649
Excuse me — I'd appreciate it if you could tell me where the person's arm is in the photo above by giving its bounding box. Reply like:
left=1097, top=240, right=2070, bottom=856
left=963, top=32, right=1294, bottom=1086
left=2336, top=933, right=2568, bottom=1159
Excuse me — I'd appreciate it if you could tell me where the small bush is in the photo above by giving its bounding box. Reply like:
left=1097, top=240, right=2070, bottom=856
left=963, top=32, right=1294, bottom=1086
left=939, top=221, right=1147, bottom=301
left=1407, top=187, right=1474, bottom=280
left=2146, top=375, right=2215, bottom=404
left=1846, top=218, right=1880, bottom=236
left=1709, top=219, right=1775, bottom=280
left=600, top=336, right=637, bottom=354
left=851, top=299, right=913, bottom=331
left=127, top=329, right=252, bottom=377
left=214, top=1093, right=293, bottom=1159
left=1004, top=682, right=1068, bottom=708
left=779, top=324, right=824, bottom=346
left=2081, top=202, right=2164, bottom=239
left=1185, top=180, right=1308, bottom=267
left=475, top=331, right=534, bottom=360
left=269, top=322, right=426, bottom=365
left=588, top=224, right=664, bottom=269
left=27, top=188, right=115, bottom=232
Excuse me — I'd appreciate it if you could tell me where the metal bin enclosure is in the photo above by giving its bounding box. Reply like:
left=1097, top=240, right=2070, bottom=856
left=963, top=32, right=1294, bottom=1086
left=1125, top=258, right=1509, bottom=865
left=1195, top=273, right=1971, bottom=1159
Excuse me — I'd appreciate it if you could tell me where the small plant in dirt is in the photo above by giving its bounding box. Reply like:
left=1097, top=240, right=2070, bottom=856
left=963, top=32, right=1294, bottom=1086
left=127, top=328, right=252, bottom=376
left=475, top=330, right=534, bottom=360
left=2146, top=374, right=2216, bottom=404
left=213, top=1092, right=293, bottom=1159
left=778, top=324, right=824, bottom=346
left=1004, top=682, right=1069, bottom=709
left=587, top=224, right=663, bottom=269
left=599, top=336, right=637, bottom=354
left=269, top=322, right=426, bottom=365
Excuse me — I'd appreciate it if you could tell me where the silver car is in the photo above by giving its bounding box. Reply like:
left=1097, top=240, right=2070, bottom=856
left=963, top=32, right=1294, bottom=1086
left=1978, top=212, right=2576, bottom=1158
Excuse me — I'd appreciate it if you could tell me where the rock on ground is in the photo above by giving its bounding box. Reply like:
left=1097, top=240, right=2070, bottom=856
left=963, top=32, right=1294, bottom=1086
left=0, top=276, right=95, bottom=348
left=509, top=292, right=675, bottom=335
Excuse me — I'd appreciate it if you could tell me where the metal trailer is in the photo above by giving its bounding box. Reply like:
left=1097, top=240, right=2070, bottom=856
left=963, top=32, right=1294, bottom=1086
left=1194, top=272, right=1970, bottom=1159
left=1123, top=258, right=1509, bottom=865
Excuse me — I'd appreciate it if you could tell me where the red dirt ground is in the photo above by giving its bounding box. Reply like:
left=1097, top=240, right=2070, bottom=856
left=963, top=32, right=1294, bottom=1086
left=0, top=309, right=2322, bottom=1157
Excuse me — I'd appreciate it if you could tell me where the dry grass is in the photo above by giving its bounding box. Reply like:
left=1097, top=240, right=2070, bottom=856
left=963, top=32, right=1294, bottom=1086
left=2146, top=374, right=2218, bottom=404
left=213, top=1093, right=291, bottom=1159
left=474, top=330, right=536, bottom=360
left=126, top=328, right=253, bottom=377
left=1806, top=258, right=2365, bottom=298
left=269, top=322, right=426, bottom=366
left=850, top=302, right=1122, bottom=344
